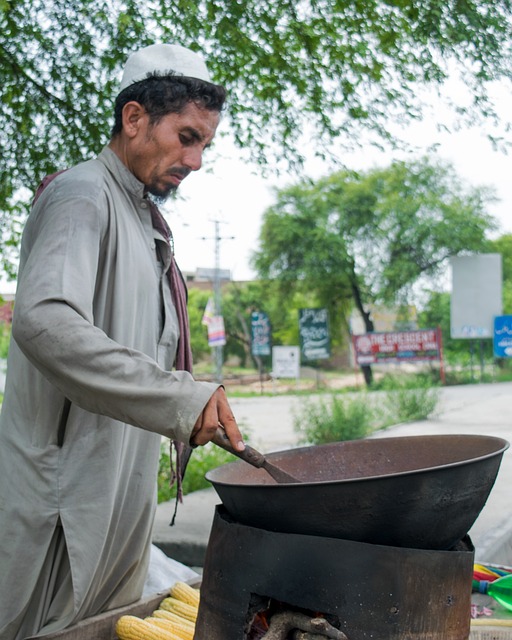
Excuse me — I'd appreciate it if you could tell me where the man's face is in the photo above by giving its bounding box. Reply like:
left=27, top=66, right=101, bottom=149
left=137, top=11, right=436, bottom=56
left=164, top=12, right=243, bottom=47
left=126, top=101, right=220, bottom=199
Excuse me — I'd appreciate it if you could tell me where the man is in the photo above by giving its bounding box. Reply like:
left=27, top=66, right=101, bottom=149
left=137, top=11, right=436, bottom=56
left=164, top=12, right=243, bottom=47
left=0, top=43, right=244, bottom=639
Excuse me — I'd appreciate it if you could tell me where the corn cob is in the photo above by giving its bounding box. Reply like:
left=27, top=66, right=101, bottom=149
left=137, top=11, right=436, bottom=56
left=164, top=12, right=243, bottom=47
left=159, top=596, right=198, bottom=623
left=145, top=616, right=194, bottom=640
left=115, top=614, right=181, bottom=640
left=152, top=609, right=196, bottom=631
left=169, top=582, right=200, bottom=608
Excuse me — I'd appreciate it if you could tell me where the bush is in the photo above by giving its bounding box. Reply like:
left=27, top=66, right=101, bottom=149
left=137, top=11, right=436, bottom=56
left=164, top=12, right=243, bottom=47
left=0, top=322, right=11, bottom=359
left=293, top=394, right=375, bottom=445
left=382, top=383, right=439, bottom=424
left=158, top=439, right=237, bottom=503
left=370, top=371, right=437, bottom=391
left=293, top=377, right=440, bottom=446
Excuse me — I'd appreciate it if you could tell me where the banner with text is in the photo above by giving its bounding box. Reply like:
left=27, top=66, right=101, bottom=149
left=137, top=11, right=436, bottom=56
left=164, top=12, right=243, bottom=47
left=494, top=315, right=512, bottom=358
left=207, top=315, right=226, bottom=347
left=299, top=308, right=331, bottom=360
left=352, top=328, right=442, bottom=365
left=251, top=311, right=272, bottom=357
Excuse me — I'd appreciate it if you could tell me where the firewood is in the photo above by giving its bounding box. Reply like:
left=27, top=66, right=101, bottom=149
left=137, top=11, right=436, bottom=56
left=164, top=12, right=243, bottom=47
left=261, top=612, right=348, bottom=639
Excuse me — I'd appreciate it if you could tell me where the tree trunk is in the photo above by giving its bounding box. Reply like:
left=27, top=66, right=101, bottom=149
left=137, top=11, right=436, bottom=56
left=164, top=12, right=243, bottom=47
left=236, top=308, right=253, bottom=367
left=350, top=274, right=375, bottom=387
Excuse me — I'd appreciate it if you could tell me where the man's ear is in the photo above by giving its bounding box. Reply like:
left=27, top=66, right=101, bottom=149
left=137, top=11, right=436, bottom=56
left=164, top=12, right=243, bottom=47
left=122, top=101, right=146, bottom=138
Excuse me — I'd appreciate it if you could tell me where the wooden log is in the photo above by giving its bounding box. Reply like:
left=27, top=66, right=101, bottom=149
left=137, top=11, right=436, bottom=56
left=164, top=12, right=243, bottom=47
left=261, top=612, right=348, bottom=640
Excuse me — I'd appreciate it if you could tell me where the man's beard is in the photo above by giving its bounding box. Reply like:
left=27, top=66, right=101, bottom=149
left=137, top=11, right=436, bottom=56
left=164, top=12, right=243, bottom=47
left=146, top=167, right=191, bottom=204
left=148, top=183, right=178, bottom=206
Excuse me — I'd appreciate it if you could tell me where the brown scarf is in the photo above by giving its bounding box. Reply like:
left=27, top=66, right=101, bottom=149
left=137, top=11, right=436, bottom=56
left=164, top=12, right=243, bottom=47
left=148, top=201, right=195, bottom=520
left=34, top=172, right=195, bottom=518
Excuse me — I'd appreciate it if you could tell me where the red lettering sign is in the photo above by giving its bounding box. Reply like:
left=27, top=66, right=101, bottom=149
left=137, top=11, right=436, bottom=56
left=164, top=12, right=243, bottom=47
left=352, top=328, right=442, bottom=365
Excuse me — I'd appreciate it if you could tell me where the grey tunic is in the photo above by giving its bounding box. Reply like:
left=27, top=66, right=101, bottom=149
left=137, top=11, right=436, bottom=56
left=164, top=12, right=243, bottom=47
left=0, top=147, right=218, bottom=638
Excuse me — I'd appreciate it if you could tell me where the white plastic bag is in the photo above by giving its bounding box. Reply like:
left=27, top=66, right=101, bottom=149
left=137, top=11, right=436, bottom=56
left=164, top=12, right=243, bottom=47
left=142, top=544, right=200, bottom=596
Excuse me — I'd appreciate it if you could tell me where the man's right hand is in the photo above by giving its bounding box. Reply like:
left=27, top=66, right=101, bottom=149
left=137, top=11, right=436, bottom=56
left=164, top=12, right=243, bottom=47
left=190, top=387, right=245, bottom=451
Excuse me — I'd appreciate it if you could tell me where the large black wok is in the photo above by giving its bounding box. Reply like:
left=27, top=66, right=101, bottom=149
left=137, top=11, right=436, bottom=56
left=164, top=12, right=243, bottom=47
left=206, top=434, right=509, bottom=550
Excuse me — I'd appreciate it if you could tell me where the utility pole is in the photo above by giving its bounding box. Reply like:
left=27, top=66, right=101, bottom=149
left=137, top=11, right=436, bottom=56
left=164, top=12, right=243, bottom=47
left=201, top=220, right=234, bottom=383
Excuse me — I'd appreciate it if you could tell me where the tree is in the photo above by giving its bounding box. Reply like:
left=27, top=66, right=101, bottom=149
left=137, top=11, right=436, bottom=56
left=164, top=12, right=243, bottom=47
left=221, top=280, right=322, bottom=368
left=408, top=234, right=512, bottom=367
left=220, top=281, right=272, bottom=368
left=188, top=280, right=307, bottom=371
left=253, top=157, right=498, bottom=384
left=488, top=233, right=512, bottom=313
left=416, top=290, right=466, bottom=361
left=2, top=0, right=512, bottom=274
left=186, top=287, right=211, bottom=363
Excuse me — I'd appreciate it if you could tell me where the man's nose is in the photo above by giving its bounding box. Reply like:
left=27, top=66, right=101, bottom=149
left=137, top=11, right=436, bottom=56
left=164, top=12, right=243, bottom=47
left=183, top=147, right=203, bottom=172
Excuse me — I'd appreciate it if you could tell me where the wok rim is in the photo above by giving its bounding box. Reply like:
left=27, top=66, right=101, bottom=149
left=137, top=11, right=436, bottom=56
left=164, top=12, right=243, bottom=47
left=205, top=433, right=510, bottom=488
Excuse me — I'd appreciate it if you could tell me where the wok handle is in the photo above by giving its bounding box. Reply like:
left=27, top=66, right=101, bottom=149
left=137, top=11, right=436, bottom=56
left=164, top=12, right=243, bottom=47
left=212, top=426, right=266, bottom=469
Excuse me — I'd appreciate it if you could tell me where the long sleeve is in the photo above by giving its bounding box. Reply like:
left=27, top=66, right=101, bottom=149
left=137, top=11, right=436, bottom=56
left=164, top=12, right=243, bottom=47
left=12, top=158, right=217, bottom=443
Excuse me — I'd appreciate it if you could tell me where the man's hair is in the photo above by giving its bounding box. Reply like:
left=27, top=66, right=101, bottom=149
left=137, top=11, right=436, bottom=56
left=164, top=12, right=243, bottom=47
left=111, top=74, right=227, bottom=136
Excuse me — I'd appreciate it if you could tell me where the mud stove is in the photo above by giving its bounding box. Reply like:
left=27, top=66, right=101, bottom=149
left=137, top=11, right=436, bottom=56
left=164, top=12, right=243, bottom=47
left=195, top=506, right=474, bottom=640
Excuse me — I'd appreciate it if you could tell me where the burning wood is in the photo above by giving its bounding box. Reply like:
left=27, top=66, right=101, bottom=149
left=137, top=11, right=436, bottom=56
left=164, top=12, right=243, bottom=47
left=261, top=611, right=348, bottom=639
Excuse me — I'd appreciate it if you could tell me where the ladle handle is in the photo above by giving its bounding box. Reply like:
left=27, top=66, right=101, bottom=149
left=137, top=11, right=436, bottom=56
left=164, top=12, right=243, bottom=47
left=212, top=427, right=266, bottom=469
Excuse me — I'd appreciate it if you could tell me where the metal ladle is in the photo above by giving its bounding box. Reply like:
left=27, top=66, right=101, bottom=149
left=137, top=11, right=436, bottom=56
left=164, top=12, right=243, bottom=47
left=212, top=426, right=300, bottom=484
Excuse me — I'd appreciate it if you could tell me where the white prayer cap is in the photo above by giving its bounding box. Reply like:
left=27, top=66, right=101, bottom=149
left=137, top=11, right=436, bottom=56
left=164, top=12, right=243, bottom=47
left=119, top=43, right=211, bottom=92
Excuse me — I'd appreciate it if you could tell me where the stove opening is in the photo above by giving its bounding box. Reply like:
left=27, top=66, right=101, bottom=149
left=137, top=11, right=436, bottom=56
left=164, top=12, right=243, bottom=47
left=246, top=594, right=346, bottom=640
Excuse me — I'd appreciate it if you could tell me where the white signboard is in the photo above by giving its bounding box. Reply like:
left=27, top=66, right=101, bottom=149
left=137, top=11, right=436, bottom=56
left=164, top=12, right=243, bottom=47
left=450, top=254, right=502, bottom=339
left=272, top=346, right=300, bottom=379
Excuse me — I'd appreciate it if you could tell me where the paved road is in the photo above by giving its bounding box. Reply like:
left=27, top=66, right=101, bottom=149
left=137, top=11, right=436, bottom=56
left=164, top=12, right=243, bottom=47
left=153, top=381, right=512, bottom=566
left=230, top=382, right=511, bottom=450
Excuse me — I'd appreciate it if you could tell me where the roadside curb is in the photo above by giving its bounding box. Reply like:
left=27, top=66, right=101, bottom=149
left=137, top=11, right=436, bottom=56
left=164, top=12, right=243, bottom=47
left=152, top=489, right=218, bottom=567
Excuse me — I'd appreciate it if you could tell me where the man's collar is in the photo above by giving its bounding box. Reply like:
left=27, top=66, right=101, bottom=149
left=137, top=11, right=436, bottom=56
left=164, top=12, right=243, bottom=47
left=98, top=146, right=146, bottom=199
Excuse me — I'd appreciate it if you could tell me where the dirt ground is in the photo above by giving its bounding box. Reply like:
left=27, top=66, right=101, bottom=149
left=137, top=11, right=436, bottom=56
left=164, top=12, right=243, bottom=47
left=213, top=368, right=368, bottom=394
left=205, top=361, right=442, bottom=395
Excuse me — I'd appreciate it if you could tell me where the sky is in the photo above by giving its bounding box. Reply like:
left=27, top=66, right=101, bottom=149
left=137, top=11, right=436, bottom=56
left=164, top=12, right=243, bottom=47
left=165, top=80, right=512, bottom=283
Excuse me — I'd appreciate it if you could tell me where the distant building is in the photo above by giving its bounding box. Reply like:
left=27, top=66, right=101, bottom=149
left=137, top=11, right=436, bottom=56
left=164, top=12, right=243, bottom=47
left=181, top=268, right=251, bottom=293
